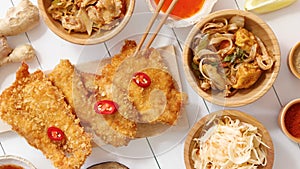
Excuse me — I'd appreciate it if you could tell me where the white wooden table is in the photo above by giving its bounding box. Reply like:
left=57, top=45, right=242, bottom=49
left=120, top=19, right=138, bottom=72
left=0, top=0, right=300, bottom=168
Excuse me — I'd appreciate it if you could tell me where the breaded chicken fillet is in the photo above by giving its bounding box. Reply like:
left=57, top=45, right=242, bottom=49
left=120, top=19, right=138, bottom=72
left=101, top=40, right=186, bottom=124
left=93, top=41, right=138, bottom=138
left=128, top=68, right=185, bottom=125
left=0, top=63, right=92, bottom=169
left=49, top=60, right=136, bottom=147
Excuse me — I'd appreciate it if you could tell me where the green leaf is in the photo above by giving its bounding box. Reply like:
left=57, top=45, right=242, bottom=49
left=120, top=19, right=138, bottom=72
left=194, top=34, right=209, bottom=55
left=223, top=55, right=233, bottom=62
left=191, top=62, right=199, bottom=70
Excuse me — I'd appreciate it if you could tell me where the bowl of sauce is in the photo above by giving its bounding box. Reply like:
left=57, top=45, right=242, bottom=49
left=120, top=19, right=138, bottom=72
left=0, top=155, right=36, bottom=169
left=146, top=0, right=218, bottom=28
left=0, top=164, right=23, bottom=169
left=278, top=98, right=300, bottom=143
left=288, top=42, right=300, bottom=79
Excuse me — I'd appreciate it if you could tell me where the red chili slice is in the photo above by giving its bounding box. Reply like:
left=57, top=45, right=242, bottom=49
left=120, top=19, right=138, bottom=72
left=47, top=126, right=65, bottom=141
left=94, top=100, right=118, bottom=115
left=132, top=72, right=151, bottom=88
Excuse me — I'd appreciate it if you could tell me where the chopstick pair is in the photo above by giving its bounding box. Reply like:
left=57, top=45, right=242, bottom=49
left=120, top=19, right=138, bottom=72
left=134, top=0, right=179, bottom=55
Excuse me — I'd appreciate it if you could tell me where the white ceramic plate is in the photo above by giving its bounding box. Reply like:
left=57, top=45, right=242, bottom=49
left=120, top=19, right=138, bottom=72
left=76, top=33, right=199, bottom=158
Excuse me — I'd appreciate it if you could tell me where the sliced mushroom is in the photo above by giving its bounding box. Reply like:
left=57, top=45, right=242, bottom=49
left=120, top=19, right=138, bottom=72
left=202, top=64, right=226, bottom=91
left=193, top=49, right=216, bottom=65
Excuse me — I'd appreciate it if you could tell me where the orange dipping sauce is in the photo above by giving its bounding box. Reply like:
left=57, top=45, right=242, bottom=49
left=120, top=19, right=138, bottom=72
left=0, top=165, right=24, bottom=169
left=154, top=0, right=206, bottom=19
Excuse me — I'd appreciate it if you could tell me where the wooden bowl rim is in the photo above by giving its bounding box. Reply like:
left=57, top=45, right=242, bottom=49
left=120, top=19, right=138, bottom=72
left=182, top=9, right=281, bottom=107
left=288, top=42, right=300, bottom=79
left=278, top=98, right=300, bottom=143
left=38, top=0, right=135, bottom=45
left=184, top=109, right=274, bottom=169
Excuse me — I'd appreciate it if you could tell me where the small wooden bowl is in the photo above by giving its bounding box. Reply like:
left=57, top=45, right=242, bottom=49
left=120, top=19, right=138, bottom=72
left=184, top=110, right=274, bottom=169
left=182, top=9, right=280, bottom=107
left=38, top=0, right=135, bottom=45
left=288, top=42, right=300, bottom=79
left=278, top=98, right=300, bottom=143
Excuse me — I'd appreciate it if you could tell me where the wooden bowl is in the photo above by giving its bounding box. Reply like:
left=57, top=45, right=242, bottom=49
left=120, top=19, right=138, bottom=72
left=38, top=0, right=135, bottom=45
left=184, top=110, right=274, bottom=169
left=288, top=42, right=300, bottom=79
left=278, top=98, right=300, bottom=143
left=182, top=9, right=280, bottom=107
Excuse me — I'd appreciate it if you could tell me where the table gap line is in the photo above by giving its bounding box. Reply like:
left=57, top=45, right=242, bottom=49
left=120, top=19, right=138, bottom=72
left=10, top=0, right=14, bottom=6
left=171, top=28, right=183, bottom=51
left=234, top=0, right=241, bottom=9
left=145, top=137, right=161, bottom=169
left=104, top=42, right=112, bottom=57
left=0, top=142, right=6, bottom=155
left=24, top=32, right=43, bottom=70
left=272, top=85, right=283, bottom=107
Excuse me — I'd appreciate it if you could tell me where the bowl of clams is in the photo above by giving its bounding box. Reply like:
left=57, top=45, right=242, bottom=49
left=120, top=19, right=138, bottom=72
left=182, top=9, right=280, bottom=107
left=38, top=0, right=135, bottom=45
left=184, top=110, right=274, bottom=169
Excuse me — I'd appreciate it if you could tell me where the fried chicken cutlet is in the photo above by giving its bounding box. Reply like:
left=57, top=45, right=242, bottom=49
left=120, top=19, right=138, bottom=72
left=49, top=60, right=136, bottom=147
left=0, top=63, right=91, bottom=169
left=100, top=40, right=186, bottom=124
left=48, top=40, right=186, bottom=146
left=128, top=68, right=185, bottom=125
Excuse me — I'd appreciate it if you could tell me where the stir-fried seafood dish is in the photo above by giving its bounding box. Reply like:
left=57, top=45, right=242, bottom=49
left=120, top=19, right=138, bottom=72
left=191, top=15, right=275, bottom=97
left=192, top=116, right=270, bottom=169
left=48, top=0, right=126, bottom=35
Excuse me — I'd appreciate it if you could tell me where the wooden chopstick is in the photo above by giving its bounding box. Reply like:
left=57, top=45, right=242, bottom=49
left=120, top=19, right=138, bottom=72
left=134, top=0, right=179, bottom=55
left=135, top=0, right=166, bottom=53
left=144, top=0, right=179, bottom=49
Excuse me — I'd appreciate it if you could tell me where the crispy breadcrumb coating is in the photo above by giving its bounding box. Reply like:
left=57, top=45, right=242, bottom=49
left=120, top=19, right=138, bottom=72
left=93, top=41, right=138, bottom=139
left=128, top=68, right=185, bottom=125
left=0, top=63, right=92, bottom=169
left=49, top=60, right=135, bottom=147
left=100, top=40, right=186, bottom=124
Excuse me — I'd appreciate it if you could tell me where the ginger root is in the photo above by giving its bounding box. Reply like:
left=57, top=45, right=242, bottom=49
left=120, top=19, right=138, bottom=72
left=0, top=36, right=13, bottom=58
left=0, top=0, right=40, bottom=36
left=0, top=0, right=38, bottom=67
left=0, top=36, right=35, bottom=67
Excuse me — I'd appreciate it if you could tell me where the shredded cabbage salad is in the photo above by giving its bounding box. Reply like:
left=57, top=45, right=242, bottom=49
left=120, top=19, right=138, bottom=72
left=192, top=116, right=269, bottom=169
